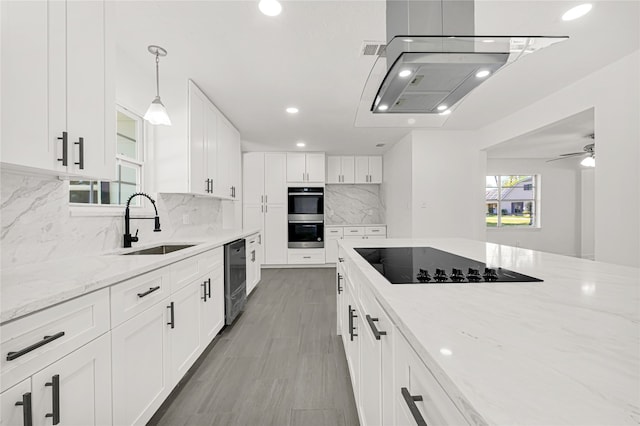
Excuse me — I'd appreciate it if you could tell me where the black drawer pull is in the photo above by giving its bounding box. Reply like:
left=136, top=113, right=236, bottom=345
left=167, top=302, right=175, bottom=328
left=201, top=281, right=208, bottom=302
left=74, top=137, right=84, bottom=170
left=401, top=387, right=427, bottom=426
left=366, top=315, right=387, bottom=340
left=338, top=257, right=344, bottom=263
left=337, top=273, right=343, bottom=294
left=57, top=132, right=68, bottom=166
left=348, top=305, right=358, bottom=341
left=15, top=392, right=32, bottom=426
left=137, top=286, right=160, bottom=298
left=45, top=375, right=60, bottom=425
left=6, top=332, right=66, bottom=361
left=207, top=278, right=212, bottom=299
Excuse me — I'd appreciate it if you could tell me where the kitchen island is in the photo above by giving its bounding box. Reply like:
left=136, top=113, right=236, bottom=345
left=337, top=238, right=640, bottom=425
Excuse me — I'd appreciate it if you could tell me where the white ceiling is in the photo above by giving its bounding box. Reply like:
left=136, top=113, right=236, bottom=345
left=115, top=1, right=639, bottom=155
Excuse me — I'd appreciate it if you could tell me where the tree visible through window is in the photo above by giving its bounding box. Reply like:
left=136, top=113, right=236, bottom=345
left=70, top=107, right=144, bottom=206
left=485, top=175, right=539, bottom=227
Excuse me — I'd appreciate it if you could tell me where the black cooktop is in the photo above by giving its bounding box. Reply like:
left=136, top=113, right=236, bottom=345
left=354, top=247, right=543, bottom=284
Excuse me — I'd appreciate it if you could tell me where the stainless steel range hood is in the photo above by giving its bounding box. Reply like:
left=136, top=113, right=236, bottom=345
left=367, top=0, right=568, bottom=114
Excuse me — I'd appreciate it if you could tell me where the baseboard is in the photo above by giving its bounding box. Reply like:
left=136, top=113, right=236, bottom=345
left=262, top=263, right=335, bottom=269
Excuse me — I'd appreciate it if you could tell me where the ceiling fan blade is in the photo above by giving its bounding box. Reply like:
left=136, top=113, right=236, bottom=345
left=545, top=154, right=586, bottom=163
left=558, top=152, right=585, bottom=157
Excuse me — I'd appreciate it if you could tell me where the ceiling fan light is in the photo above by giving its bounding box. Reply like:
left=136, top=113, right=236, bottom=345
left=580, top=156, right=595, bottom=167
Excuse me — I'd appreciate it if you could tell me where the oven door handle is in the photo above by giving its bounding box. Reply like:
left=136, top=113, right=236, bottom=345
left=288, top=193, right=323, bottom=196
left=288, top=220, right=324, bottom=224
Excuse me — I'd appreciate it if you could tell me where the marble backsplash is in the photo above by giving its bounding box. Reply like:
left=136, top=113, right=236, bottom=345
left=1, top=170, right=224, bottom=268
left=325, top=184, right=385, bottom=225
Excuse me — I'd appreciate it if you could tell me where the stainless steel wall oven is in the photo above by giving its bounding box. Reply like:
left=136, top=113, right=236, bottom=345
left=288, top=221, right=324, bottom=248
left=288, top=187, right=323, bottom=221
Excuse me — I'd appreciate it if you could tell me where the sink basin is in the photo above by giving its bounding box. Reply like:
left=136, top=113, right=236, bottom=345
left=123, top=244, right=196, bottom=255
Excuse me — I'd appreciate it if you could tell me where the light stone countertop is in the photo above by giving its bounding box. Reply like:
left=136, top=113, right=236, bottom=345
left=0, top=228, right=261, bottom=324
left=325, top=223, right=387, bottom=227
left=338, top=237, right=640, bottom=425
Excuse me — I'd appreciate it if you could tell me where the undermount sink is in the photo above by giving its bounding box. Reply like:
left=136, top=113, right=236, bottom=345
left=123, top=244, right=196, bottom=255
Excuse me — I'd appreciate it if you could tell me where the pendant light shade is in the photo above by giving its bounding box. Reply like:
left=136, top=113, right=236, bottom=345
left=580, top=155, right=595, bottom=167
left=144, top=45, right=171, bottom=126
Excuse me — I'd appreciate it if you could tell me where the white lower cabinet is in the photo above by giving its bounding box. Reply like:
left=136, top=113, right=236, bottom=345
left=200, top=250, right=225, bottom=345
left=169, top=280, right=203, bottom=381
left=1, top=378, right=31, bottom=426
left=111, top=299, right=171, bottom=426
left=327, top=226, right=386, bottom=264
left=245, top=233, right=262, bottom=295
left=342, top=275, right=361, bottom=409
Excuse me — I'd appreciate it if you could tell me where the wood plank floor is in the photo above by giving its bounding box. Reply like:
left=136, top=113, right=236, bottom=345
left=149, top=268, right=360, bottom=426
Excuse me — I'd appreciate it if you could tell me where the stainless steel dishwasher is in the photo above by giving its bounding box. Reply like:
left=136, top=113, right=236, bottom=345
left=224, top=239, right=247, bottom=325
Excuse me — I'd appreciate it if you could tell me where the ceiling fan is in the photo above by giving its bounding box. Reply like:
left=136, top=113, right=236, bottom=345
left=546, top=134, right=595, bottom=167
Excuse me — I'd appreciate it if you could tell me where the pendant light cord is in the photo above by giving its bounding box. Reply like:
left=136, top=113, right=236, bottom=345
left=155, top=53, right=160, bottom=98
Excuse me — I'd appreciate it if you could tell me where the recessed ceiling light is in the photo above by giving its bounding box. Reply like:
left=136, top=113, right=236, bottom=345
left=403, top=38, right=414, bottom=43
left=375, top=143, right=385, bottom=147
left=378, top=104, right=389, bottom=111
left=476, top=70, right=491, bottom=78
left=440, top=348, right=453, bottom=356
left=398, top=69, right=412, bottom=78
left=439, top=109, right=451, bottom=115
left=374, top=96, right=381, bottom=107
left=286, top=107, right=299, bottom=114
left=259, top=0, right=282, bottom=16
left=407, top=118, right=416, bottom=124
left=296, top=142, right=305, bottom=147
left=482, top=39, right=495, bottom=43
left=437, top=105, right=448, bottom=111
left=562, top=3, right=592, bottom=21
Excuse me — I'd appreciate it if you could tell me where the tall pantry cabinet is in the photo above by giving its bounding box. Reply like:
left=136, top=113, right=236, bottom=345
left=0, top=0, right=116, bottom=180
left=243, top=152, right=287, bottom=264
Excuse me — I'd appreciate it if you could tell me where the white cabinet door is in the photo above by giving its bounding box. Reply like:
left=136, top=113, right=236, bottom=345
left=200, top=267, right=225, bottom=346
left=189, top=82, right=207, bottom=195
left=341, top=156, right=355, bottom=184
left=204, top=102, right=218, bottom=195
left=1, top=378, right=31, bottom=426
left=326, top=237, right=341, bottom=263
left=264, top=204, right=287, bottom=264
left=265, top=153, right=287, bottom=204
left=111, top=300, right=171, bottom=426
left=243, top=204, right=264, bottom=232
left=243, top=152, right=265, bottom=205
left=216, top=119, right=236, bottom=199
left=286, top=153, right=306, bottom=182
left=0, top=0, right=50, bottom=171
left=355, top=156, right=369, bottom=183
left=306, top=153, right=325, bottom=182
left=344, top=281, right=360, bottom=405
left=327, top=156, right=341, bottom=184
left=170, top=281, right=202, bottom=381
left=229, top=125, right=242, bottom=200
left=369, top=156, right=383, bottom=183
left=31, top=333, right=112, bottom=426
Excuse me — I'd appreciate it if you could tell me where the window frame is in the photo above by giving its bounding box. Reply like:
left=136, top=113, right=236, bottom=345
left=486, top=174, right=541, bottom=229
left=69, top=105, right=151, bottom=216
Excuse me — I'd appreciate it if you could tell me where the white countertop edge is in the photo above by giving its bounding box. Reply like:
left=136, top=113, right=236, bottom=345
left=1, top=228, right=261, bottom=324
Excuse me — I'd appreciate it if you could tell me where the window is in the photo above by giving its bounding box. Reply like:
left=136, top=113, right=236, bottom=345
left=486, top=175, right=539, bottom=228
left=70, top=107, right=144, bottom=206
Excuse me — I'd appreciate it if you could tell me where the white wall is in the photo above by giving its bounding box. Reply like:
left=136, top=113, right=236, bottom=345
left=580, top=168, right=595, bottom=259
left=478, top=51, right=640, bottom=267
left=410, top=131, right=486, bottom=241
left=486, top=159, right=581, bottom=257
left=382, top=134, right=413, bottom=237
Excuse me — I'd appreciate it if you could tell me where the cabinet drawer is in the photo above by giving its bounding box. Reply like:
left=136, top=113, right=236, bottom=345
left=172, top=249, right=221, bottom=292
left=326, top=227, right=344, bottom=237
left=288, top=249, right=325, bottom=264
left=110, top=267, right=171, bottom=327
left=395, top=333, right=469, bottom=426
left=0, top=288, right=110, bottom=392
left=365, top=226, right=386, bottom=236
left=246, top=233, right=260, bottom=247
left=344, top=226, right=364, bottom=236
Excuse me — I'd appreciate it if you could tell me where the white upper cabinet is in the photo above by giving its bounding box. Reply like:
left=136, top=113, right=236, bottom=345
left=265, top=153, right=287, bottom=204
left=243, top=152, right=266, bottom=205
left=355, top=156, right=383, bottom=184
left=1, top=0, right=115, bottom=180
left=181, top=80, right=241, bottom=199
left=286, top=153, right=325, bottom=183
left=327, top=156, right=355, bottom=183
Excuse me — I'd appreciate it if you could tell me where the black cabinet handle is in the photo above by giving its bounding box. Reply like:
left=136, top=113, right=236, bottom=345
left=251, top=250, right=256, bottom=262
left=207, top=278, right=211, bottom=298
left=15, top=392, right=32, bottom=426
left=74, top=137, right=84, bottom=170
left=137, top=286, right=160, bottom=298
left=365, top=315, right=387, bottom=340
left=338, top=257, right=344, bottom=263
left=167, top=302, right=175, bottom=328
left=337, top=274, right=343, bottom=294
left=201, top=281, right=208, bottom=302
left=57, top=132, right=68, bottom=166
left=348, top=305, right=358, bottom=341
left=44, top=375, right=60, bottom=425
left=401, top=387, right=427, bottom=426
left=6, top=332, right=65, bottom=361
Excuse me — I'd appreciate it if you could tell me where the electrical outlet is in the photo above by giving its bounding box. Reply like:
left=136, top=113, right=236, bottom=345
left=182, top=214, right=190, bottom=225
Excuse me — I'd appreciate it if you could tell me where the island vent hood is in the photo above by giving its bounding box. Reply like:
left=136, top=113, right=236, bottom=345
left=367, top=0, right=568, bottom=114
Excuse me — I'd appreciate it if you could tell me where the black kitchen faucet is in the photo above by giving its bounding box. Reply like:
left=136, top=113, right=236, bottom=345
left=123, top=192, right=161, bottom=248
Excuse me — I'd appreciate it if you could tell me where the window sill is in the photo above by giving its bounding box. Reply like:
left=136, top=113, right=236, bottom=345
left=486, top=227, right=542, bottom=231
left=69, top=204, right=155, bottom=217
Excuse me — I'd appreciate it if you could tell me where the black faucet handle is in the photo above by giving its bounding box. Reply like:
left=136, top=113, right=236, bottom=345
left=154, top=216, right=161, bottom=232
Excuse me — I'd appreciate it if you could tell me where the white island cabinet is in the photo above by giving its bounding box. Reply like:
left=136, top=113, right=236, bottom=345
left=337, top=238, right=640, bottom=426
left=1, top=0, right=115, bottom=180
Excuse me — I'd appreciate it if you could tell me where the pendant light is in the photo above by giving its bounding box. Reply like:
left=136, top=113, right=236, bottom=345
left=580, top=155, right=595, bottom=167
left=144, top=45, right=172, bottom=126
